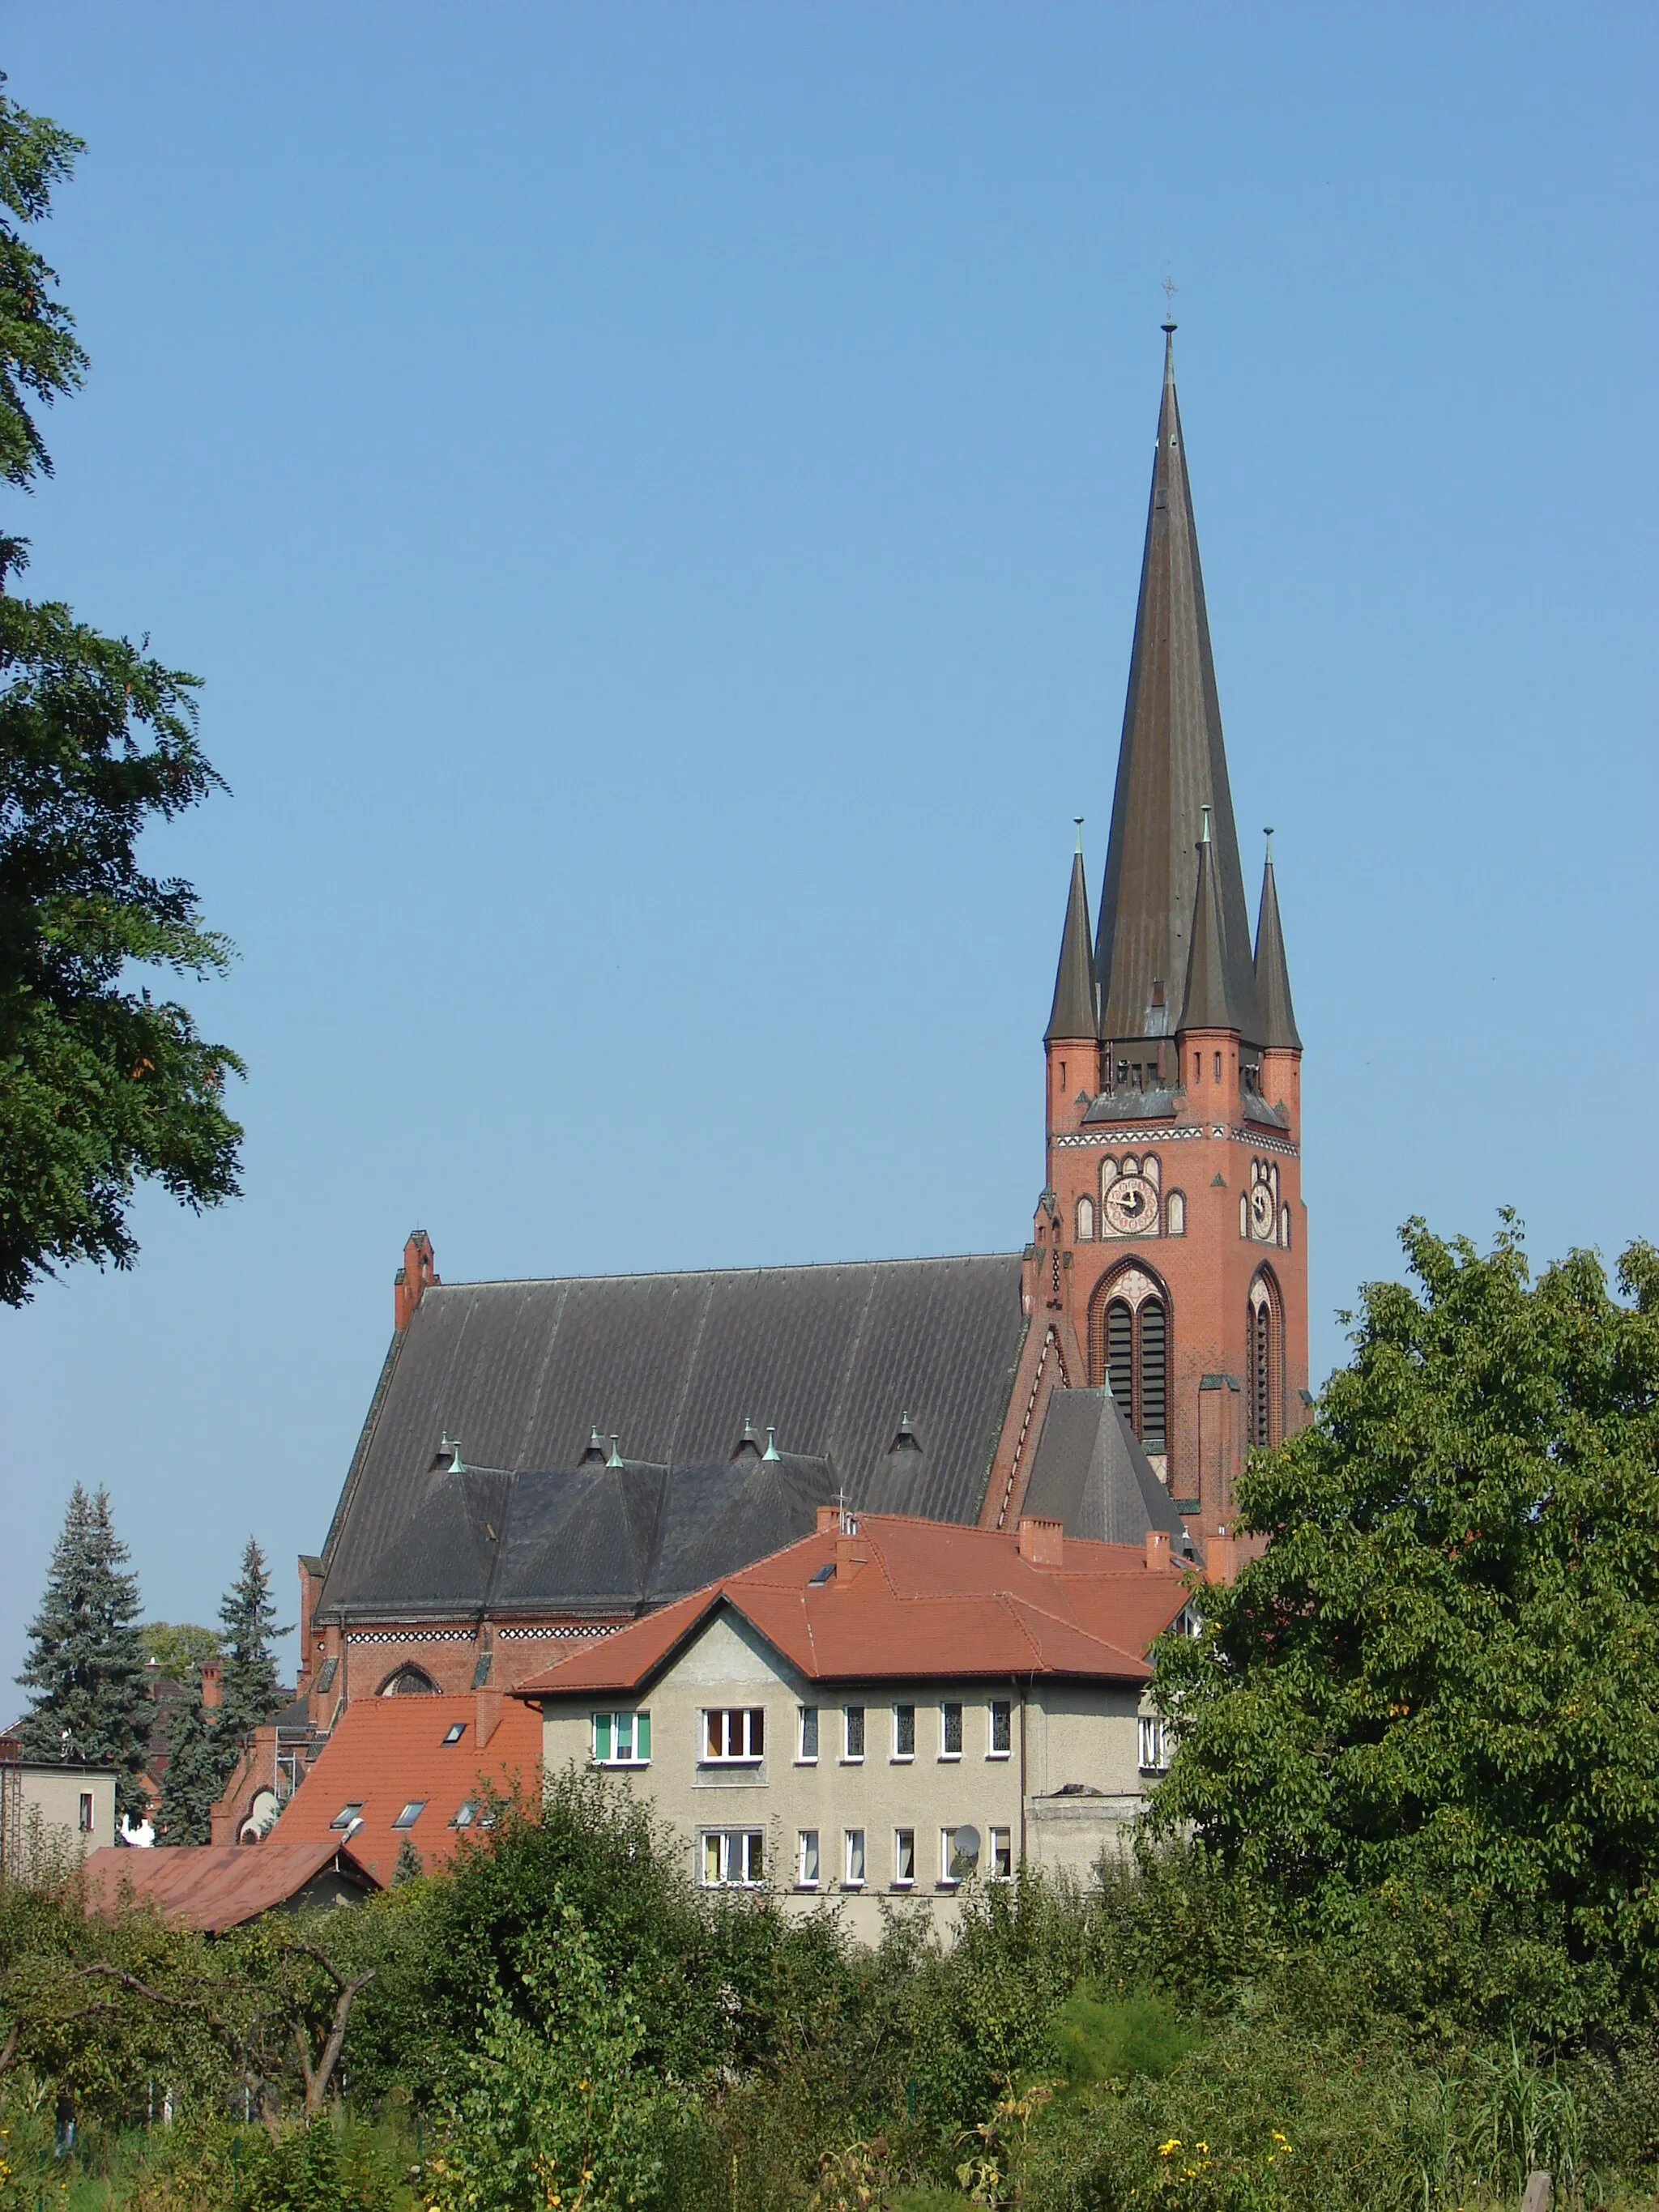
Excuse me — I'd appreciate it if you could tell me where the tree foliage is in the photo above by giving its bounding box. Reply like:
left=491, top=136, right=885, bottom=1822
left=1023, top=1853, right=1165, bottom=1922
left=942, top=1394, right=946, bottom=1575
left=215, top=1537, right=289, bottom=1744
left=16, top=1482, right=150, bottom=1826
left=0, top=77, right=241, bottom=1306
left=138, top=1620, right=221, bottom=1680
left=1149, top=1217, right=1659, bottom=2034
left=153, top=1668, right=222, bottom=1847
left=429, top=1900, right=690, bottom=2212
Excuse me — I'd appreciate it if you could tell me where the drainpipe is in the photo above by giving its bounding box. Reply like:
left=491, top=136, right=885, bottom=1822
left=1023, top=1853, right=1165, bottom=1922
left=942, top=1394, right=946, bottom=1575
left=1017, top=1676, right=1029, bottom=1869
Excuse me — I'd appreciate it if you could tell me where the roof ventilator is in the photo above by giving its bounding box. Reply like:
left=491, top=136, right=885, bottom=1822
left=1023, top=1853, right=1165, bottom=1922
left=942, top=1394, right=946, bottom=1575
left=731, top=1417, right=762, bottom=1462
left=605, top=1434, right=624, bottom=1469
left=889, top=1411, right=922, bottom=1455
left=762, top=1424, right=781, bottom=1462
left=581, top=1426, right=607, bottom=1466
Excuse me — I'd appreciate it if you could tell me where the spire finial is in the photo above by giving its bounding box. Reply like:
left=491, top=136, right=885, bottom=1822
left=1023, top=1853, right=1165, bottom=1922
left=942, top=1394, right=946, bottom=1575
left=1161, top=273, right=1178, bottom=330
left=1073, top=814, right=1084, bottom=856
left=1264, top=825, right=1275, bottom=862
left=1200, top=803, right=1212, bottom=846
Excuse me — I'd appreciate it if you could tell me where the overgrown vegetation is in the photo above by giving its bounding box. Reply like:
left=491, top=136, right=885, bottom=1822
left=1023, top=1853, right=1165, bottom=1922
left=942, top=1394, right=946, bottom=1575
left=5, top=1779, right=1658, bottom=2210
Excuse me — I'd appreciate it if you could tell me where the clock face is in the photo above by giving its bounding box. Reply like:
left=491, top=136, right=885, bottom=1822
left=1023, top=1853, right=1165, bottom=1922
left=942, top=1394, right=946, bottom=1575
left=1249, top=1183, right=1276, bottom=1240
left=1104, top=1175, right=1158, bottom=1235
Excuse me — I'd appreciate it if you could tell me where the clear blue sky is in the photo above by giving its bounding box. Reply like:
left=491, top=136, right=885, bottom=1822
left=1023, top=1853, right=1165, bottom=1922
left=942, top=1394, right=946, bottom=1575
left=2, top=4, right=1654, bottom=1694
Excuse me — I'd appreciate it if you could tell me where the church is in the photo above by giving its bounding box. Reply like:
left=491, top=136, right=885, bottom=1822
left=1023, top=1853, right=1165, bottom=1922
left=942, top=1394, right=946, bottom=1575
left=291, top=323, right=1308, bottom=1735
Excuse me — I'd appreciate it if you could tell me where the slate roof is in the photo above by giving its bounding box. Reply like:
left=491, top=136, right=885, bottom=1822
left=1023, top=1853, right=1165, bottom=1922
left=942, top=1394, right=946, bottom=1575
left=318, top=1254, right=1027, bottom=1623
left=516, top=1514, right=1192, bottom=1697
left=269, top=1693, right=542, bottom=1886
left=1019, top=1388, right=1192, bottom=1549
left=81, top=1839, right=378, bottom=1933
left=1252, top=844, right=1302, bottom=1052
left=1045, top=843, right=1098, bottom=1042
left=1094, top=326, right=1262, bottom=1051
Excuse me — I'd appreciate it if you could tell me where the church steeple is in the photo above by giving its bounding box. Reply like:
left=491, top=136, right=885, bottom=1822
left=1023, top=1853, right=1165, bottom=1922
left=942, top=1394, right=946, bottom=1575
left=1178, top=808, right=1234, bottom=1034
left=1094, top=324, right=1260, bottom=1055
left=1045, top=825, right=1098, bottom=1042
left=1252, top=829, right=1301, bottom=1051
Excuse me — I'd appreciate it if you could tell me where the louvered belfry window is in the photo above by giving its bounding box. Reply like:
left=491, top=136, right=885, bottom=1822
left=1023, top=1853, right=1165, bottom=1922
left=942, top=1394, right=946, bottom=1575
left=1248, top=1281, right=1277, bottom=1448
left=1100, top=1291, right=1167, bottom=1453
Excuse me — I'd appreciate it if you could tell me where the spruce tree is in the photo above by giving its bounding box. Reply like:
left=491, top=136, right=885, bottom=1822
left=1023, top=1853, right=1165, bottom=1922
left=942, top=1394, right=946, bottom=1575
left=17, top=1483, right=149, bottom=1825
left=153, top=1669, right=221, bottom=1845
left=215, top=1536, right=290, bottom=1745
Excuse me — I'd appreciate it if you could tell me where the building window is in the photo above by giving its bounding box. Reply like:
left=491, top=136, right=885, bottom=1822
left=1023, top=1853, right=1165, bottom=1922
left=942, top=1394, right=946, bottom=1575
left=940, top=1703, right=963, bottom=1758
left=442, top=1721, right=467, bottom=1745
left=1139, top=1715, right=1171, bottom=1774
left=988, top=1827, right=1013, bottom=1880
left=451, top=1801, right=478, bottom=1828
left=1077, top=1196, right=1094, bottom=1242
left=702, top=1830, right=764, bottom=1887
left=1165, top=1190, right=1186, bottom=1237
left=796, top=1830, right=820, bottom=1887
left=797, top=1706, right=819, bottom=1762
left=893, top=1704, right=915, bottom=1760
left=330, top=1802, right=363, bottom=1831
left=391, top=1801, right=426, bottom=1830
left=702, top=1708, right=764, bottom=1763
left=1248, top=1275, right=1282, bottom=1449
left=1213, top=1051, right=1222, bottom=1082
left=893, top=1828, right=916, bottom=1887
left=987, top=1699, right=1012, bottom=1758
left=843, top=1829, right=866, bottom=1887
left=1278, top=1205, right=1291, bottom=1250
left=593, top=1711, right=652, bottom=1766
left=78, top=1791, right=95, bottom=1834
left=842, top=1706, right=865, bottom=1762
left=940, top=1826, right=979, bottom=1885
left=379, top=1664, right=439, bottom=1696
left=1097, top=1287, right=1168, bottom=1454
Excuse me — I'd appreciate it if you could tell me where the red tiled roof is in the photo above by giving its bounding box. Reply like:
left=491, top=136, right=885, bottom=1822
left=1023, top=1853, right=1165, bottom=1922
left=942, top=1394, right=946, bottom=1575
left=268, top=1692, right=541, bottom=1885
left=81, top=1839, right=377, bottom=1933
left=514, top=1515, right=1192, bottom=1698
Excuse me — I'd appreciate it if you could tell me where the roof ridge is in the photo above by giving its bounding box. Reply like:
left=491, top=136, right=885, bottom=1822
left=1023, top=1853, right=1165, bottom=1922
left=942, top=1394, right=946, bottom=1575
left=422, top=1251, right=1024, bottom=1293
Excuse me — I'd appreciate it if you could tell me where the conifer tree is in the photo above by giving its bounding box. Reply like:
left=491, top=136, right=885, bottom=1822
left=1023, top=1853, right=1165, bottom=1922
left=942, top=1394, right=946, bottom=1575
left=215, top=1536, right=290, bottom=1745
left=152, top=1667, right=221, bottom=1845
left=17, top=1483, right=149, bottom=1824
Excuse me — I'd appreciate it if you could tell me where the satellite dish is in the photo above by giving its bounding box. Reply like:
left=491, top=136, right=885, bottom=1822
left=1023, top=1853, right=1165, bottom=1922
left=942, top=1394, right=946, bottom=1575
left=953, top=1825, right=981, bottom=1869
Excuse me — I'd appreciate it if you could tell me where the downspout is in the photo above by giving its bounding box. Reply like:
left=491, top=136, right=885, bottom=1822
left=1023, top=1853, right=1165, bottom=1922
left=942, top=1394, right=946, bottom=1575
left=1017, top=1675, right=1029, bottom=1869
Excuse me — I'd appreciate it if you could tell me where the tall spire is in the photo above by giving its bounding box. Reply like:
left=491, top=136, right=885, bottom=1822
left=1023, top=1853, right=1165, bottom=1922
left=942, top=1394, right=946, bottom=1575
left=1178, top=807, right=1234, bottom=1032
left=1252, top=829, right=1301, bottom=1051
left=1094, top=325, right=1260, bottom=1049
left=1045, top=821, right=1098, bottom=1042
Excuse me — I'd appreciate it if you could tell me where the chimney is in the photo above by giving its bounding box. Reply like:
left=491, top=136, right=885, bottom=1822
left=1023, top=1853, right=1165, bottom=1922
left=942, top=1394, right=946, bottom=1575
left=394, top=1229, right=438, bottom=1332
left=1205, top=1536, right=1239, bottom=1586
left=475, top=1687, right=503, bottom=1749
left=1017, top=1517, right=1064, bottom=1567
left=200, top=1660, right=223, bottom=1710
left=1145, top=1529, right=1171, bottom=1572
left=834, top=1518, right=868, bottom=1582
left=816, top=1504, right=841, bottom=1536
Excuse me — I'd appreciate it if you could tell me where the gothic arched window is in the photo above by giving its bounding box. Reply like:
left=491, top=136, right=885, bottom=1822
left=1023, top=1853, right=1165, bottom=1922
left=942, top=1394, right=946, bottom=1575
left=1247, top=1272, right=1281, bottom=1450
left=379, top=1663, right=439, bottom=1696
left=1090, top=1271, right=1170, bottom=1455
left=1077, top=1196, right=1095, bottom=1242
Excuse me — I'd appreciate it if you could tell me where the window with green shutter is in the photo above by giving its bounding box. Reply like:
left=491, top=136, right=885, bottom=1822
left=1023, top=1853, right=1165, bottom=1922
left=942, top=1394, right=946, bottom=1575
left=591, top=1711, right=650, bottom=1767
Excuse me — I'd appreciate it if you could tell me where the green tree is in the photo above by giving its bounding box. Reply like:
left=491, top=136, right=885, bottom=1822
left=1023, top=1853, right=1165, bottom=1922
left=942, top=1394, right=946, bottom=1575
left=139, top=1620, right=221, bottom=1679
left=0, top=76, right=241, bottom=1307
left=16, top=1482, right=150, bottom=1825
left=216, top=1536, right=290, bottom=1742
left=1149, top=1218, right=1659, bottom=2034
left=153, top=1666, right=223, bottom=1846
left=430, top=1899, right=689, bottom=2212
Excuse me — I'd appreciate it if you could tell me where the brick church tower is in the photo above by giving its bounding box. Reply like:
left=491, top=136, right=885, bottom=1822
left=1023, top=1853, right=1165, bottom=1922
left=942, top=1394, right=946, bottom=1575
left=1020, top=322, right=1307, bottom=1562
